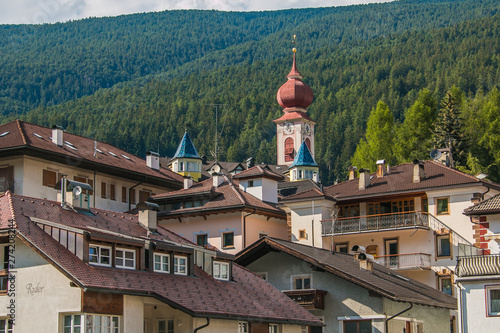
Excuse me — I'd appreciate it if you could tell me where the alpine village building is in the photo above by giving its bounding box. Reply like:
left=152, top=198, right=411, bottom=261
left=0, top=46, right=496, bottom=332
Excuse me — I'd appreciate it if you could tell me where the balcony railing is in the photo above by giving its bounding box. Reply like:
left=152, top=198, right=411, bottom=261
left=456, top=254, right=500, bottom=277
left=321, top=211, right=429, bottom=236
left=283, top=289, right=328, bottom=310
left=375, top=253, right=432, bottom=270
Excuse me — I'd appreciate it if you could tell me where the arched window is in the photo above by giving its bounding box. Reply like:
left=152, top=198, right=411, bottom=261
left=284, top=137, right=294, bottom=162
left=305, top=138, right=311, bottom=151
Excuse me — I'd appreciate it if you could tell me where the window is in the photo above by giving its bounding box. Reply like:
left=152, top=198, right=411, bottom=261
left=339, top=204, right=360, bottom=218
left=292, top=275, right=311, bottom=290
left=74, top=176, right=93, bottom=195
left=284, top=137, right=294, bottom=162
left=115, top=248, right=135, bottom=269
left=487, top=286, right=500, bottom=316
left=298, top=229, right=306, bottom=240
left=269, top=324, right=280, bottom=333
left=196, top=234, right=208, bottom=246
left=344, top=320, right=371, bottom=333
left=154, top=253, right=170, bottom=273
left=43, top=169, right=59, bottom=187
left=335, top=243, right=349, bottom=253
left=0, top=319, right=13, bottom=333
left=422, top=198, right=428, bottom=213
left=436, top=234, right=451, bottom=257
left=139, top=190, right=151, bottom=202
left=439, top=276, right=453, bottom=296
left=239, top=322, right=249, bottom=333
left=174, top=255, right=187, bottom=275
left=213, top=261, right=229, bottom=281
left=85, top=315, right=119, bottom=333
left=110, top=184, right=116, bottom=201
left=64, top=314, right=119, bottom=333
left=158, top=319, right=174, bottom=333
left=89, top=245, right=111, bottom=266
left=248, top=180, right=254, bottom=187
left=436, top=197, right=449, bottom=215
left=391, top=199, right=414, bottom=213
left=101, top=182, right=107, bottom=199
left=130, top=188, right=136, bottom=204
left=122, top=186, right=127, bottom=203
left=222, top=232, right=234, bottom=248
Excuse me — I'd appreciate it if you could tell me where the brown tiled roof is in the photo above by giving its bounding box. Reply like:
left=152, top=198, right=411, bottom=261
left=0, top=120, right=183, bottom=188
left=0, top=192, right=320, bottom=325
left=232, top=165, right=284, bottom=181
left=236, top=237, right=457, bottom=310
left=464, top=193, right=500, bottom=215
left=152, top=177, right=286, bottom=218
left=280, top=187, right=331, bottom=202
left=321, top=161, right=500, bottom=201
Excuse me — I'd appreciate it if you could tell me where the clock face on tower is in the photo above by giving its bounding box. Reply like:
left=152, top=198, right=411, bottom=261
left=284, top=122, right=294, bottom=135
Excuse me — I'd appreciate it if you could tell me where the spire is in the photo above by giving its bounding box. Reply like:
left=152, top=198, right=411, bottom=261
left=173, top=131, right=201, bottom=159
left=290, top=141, right=318, bottom=168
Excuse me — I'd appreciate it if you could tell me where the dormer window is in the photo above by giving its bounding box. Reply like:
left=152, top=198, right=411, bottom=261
left=174, top=255, right=187, bottom=275
left=248, top=180, right=254, bottom=188
left=154, top=253, right=170, bottom=273
left=115, top=248, right=135, bottom=269
left=213, top=261, right=230, bottom=281
left=89, top=245, right=111, bottom=267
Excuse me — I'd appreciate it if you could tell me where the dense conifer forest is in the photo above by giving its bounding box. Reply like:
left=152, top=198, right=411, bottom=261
left=1, top=0, right=500, bottom=184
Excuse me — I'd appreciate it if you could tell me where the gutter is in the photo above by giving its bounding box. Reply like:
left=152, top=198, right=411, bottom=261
left=243, top=209, right=257, bottom=248
left=385, top=303, right=413, bottom=333
left=455, top=275, right=500, bottom=282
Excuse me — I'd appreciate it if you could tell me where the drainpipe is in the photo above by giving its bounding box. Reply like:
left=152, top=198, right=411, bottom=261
left=385, top=303, right=413, bottom=333
left=129, top=181, right=143, bottom=210
left=481, top=187, right=490, bottom=201
left=458, top=281, right=465, bottom=333
left=243, top=209, right=257, bottom=248
left=93, top=170, right=97, bottom=208
left=194, top=318, right=210, bottom=332
left=312, top=200, right=315, bottom=247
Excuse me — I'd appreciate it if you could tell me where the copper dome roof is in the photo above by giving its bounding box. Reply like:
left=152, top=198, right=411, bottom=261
left=276, top=52, right=313, bottom=110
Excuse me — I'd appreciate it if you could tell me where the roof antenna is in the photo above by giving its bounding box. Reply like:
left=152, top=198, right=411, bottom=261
left=207, top=103, right=229, bottom=162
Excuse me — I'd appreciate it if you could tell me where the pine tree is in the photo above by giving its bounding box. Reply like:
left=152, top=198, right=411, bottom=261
left=351, top=101, right=395, bottom=172
left=394, top=89, right=437, bottom=163
left=433, top=88, right=468, bottom=167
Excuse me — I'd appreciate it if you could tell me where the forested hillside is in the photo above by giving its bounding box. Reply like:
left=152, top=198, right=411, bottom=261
left=1, top=0, right=500, bottom=184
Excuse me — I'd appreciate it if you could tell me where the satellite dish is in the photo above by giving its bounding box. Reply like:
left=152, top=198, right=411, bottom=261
left=213, top=164, right=221, bottom=173
left=73, top=186, right=82, bottom=199
left=430, top=149, right=442, bottom=160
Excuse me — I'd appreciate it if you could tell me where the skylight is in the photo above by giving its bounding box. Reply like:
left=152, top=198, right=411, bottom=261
left=33, top=133, right=43, bottom=139
left=65, top=144, right=78, bottom=151
left=64, top=140, right=75, bottom=146
left=0, top=132, right=10, bottom=137
left=121, top=154, right=131, bottom=160
left=108, top=151, right=117, bottom=157
left=95, top=148, right=104, bottom=154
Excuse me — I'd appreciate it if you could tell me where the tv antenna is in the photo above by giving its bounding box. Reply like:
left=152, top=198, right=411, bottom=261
left=207, top=103, right=229, bottom=162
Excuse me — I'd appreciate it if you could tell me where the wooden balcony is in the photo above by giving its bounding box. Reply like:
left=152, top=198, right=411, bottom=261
left=375, top=253, right=432, bottom=271
left=321, top=211, right=430, bottom=236
left=283, top=289, right=327, bottom=310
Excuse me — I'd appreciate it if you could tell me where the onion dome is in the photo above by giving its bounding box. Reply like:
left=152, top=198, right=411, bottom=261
left=276, top=51, right=314, bottom=111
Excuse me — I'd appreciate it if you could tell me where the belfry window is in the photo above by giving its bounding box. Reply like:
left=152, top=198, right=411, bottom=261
left=284, top=138, right=295, bottom=162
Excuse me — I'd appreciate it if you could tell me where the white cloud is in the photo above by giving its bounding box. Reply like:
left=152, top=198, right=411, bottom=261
left=0, top=0, right=392, bottom=25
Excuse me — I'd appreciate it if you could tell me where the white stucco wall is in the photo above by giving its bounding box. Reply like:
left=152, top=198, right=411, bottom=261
left=458, top=280, right=500, bottom=333
left=285, top=200, right=333, bottom=247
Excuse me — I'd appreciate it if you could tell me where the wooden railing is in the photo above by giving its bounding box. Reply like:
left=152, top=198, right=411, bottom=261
left=283, top=289, right=327, bottom=310
left=375, top=253, right=432, bottom=270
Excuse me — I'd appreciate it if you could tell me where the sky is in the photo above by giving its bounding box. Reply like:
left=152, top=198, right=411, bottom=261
left=0, top=0, right=392, bottom=25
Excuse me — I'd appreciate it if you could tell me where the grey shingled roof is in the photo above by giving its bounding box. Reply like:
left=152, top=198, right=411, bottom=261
left=464, top=193, right=500, bottom=215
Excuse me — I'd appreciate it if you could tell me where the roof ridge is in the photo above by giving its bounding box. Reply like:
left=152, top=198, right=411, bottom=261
left=425, top=160, right=480, bottom=183
left=226, top=176, right=246, bottom=205
left=16, top=119, right=27, bottom=146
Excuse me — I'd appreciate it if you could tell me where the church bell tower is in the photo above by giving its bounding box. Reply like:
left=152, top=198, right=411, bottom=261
left=274, top=40, right=316, bottom=166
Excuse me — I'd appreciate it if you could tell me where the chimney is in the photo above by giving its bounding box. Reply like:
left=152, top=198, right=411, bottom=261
left=348, top=166, right=358, bottom=180
left=213, top=173, right=224, bottom=187
left=376, top=160, right=386, bottom=178
left=183, top=176, right=193, bottom=189
left=137, top=201, right=159, bottom=231
left=246, top=157, right=255, bottom=169
left=312, top=172, right=318, bottom=183
left=52, top=125, right=64, bottom=146
left=358, top=169, right=370, bottom=190
left=146, top=151, right=160, bottom=170
left=412, top=160, right=425, bottom=183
